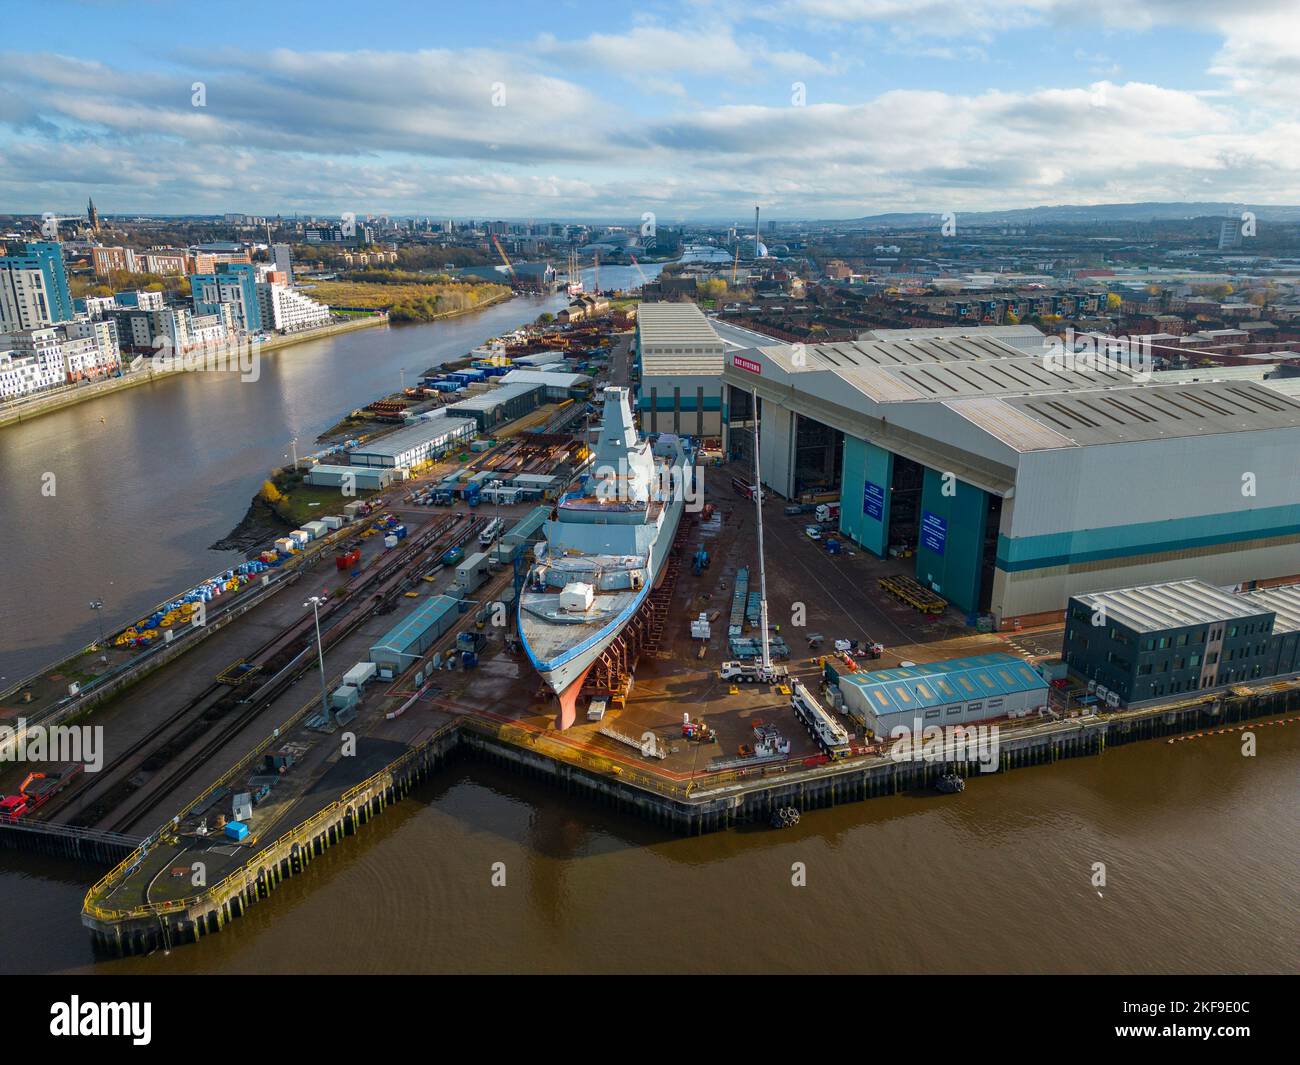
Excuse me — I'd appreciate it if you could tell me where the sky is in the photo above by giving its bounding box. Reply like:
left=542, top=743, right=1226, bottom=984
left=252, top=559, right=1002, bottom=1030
left=1, top=0, right=1298, bottom=221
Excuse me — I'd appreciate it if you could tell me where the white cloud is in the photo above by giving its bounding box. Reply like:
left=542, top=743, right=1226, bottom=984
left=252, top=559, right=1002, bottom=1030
left=0, top=8, right=1298, bottom=218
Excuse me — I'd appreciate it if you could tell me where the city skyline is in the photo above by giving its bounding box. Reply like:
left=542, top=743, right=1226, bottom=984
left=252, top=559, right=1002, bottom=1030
left=2, top=0, right=1298, bottom=218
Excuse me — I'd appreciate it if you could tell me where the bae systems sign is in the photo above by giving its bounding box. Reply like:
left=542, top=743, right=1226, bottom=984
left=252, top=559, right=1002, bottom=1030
left=733, top=355, right=762, bottom=375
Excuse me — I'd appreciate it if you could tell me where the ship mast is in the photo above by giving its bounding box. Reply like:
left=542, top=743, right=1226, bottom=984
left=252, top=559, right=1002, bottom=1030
left=751, top=387, right=772, bottom=672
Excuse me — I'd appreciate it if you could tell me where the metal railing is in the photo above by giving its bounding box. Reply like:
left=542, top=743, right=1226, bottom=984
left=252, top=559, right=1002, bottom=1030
left=83, top=717, right=458, bottom=922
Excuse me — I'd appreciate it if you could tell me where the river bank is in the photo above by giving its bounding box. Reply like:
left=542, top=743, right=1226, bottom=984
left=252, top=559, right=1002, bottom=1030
left=0, top=314, right=388, bottom=431
left=0, top=293, right=566, bottom=684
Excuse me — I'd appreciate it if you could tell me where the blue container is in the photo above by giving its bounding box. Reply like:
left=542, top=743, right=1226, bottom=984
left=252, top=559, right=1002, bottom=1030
left=225, top=821, right=249, bottom=841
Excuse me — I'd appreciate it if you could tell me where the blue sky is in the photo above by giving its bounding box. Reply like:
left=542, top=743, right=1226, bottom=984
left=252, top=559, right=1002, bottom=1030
left=1, top=0, right=1296, bottom=219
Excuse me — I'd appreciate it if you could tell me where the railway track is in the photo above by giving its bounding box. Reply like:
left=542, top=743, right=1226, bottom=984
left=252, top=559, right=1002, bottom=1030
left=48, top=513, right=482, bottom=834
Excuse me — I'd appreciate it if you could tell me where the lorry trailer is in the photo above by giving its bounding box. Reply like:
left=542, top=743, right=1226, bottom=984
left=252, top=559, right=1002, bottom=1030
left=790, top=680, right=852, bottom=758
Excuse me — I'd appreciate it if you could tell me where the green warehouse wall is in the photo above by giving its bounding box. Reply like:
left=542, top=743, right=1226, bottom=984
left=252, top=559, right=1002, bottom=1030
left=914, top=469, right=988, bottom=615
left=839, top=436, right=893, bottom=557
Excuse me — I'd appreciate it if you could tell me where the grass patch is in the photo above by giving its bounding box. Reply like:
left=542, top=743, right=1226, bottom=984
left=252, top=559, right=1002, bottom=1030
left=306, top=280, right=509, bottom=321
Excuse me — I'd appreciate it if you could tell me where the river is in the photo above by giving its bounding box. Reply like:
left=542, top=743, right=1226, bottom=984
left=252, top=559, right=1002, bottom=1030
left=3, top=720, right=1296, bottom=973
left=1, top=255, right=1294, bottom=974
left=0, top=294, right=565, bottom=686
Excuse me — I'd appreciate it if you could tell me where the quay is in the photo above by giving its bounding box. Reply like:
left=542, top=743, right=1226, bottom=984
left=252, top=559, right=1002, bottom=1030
left=80, top=677, right=1299, bottom=956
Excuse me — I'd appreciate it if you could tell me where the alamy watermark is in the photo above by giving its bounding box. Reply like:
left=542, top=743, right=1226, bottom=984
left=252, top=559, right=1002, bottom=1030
left=0, top=719, right=103, bottom=772
left=889, top=718, right=1000, bottom=773
left=590, top=458, right=704, bottom=512
left=1043, top=328, right=1154, bottom=382
left=150, top=333, right=261, bottom=383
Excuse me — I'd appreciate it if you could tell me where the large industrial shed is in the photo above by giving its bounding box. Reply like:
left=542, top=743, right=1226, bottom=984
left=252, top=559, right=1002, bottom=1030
left=347, top=410, right=476, bottom=469
left=718, top=335, right=1300, bottom=625
left=497, top=368, right=590, bottom=400
left=635, top=302, right=726, bottom=437
left=304, top=464, right=395, bottom=489
left=369, top=596, right=462, bottom=674
left=837, top=653, right=1049, bottom=738
left=445, top=381, right=544, bottom=430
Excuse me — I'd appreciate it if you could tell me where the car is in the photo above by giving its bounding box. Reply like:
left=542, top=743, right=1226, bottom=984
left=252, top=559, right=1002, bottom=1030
left=804, top=525, right=821, bottom=540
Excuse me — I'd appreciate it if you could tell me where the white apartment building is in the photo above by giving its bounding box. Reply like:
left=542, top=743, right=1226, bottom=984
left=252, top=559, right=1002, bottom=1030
left=0, top=331, right=65, bottom=397
left=187, top=310, right=232, bottom=347
left=0, top=319, right=120, bottom=397
left=81, top=295, right=118, bottom=319
left=258, top=282, right=331, bottom=333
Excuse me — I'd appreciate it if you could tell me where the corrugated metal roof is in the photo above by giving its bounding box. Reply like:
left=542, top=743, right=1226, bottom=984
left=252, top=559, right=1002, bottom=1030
left=347, top=412, right=476, bottom=460
left=1244, top=585, right=1300, bottom=634
left=1259, top=376, right=1300, bottom=398
left=1149, top=366, right=1271, bottom=384
left=1073, top=579, right=1265, bottom=633
left=445, top=381, right=544, bottom=413
left=840, top=652, right=1047, bottom=716
left=637, top=302, right=724, bottom=346
left=370, top=596, right=460, bottom=657
left=945, top=397, right=1079, bottom=452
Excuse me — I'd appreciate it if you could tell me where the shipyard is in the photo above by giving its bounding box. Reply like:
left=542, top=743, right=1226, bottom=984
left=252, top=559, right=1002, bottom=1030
left=1, top=288, right=1297, bottom=959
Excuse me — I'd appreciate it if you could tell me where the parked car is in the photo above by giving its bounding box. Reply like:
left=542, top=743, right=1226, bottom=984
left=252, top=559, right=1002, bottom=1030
left=804, top=525, right=821, bottom=540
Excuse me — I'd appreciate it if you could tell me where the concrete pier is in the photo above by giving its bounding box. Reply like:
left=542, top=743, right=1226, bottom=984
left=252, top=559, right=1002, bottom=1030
left=81, top=681, right=1300, bottom=955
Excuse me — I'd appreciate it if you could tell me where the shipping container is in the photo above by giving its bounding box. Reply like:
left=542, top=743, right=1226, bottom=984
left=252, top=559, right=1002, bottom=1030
left=321, top=515, right=344, bottom=531
left=330, top=685, right=360, bottom=710
left=342, top=661, right=378, bottom=689
left=452, top=551, right=491, bottom=595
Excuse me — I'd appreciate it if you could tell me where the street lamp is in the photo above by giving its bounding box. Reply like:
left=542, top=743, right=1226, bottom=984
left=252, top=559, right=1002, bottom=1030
left=304, top=595, right=329, bottom=721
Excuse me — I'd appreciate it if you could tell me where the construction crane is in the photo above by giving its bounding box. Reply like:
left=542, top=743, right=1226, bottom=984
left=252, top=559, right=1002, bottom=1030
left=732, top=245, right=740, bottom=285
left=750, top=387, right=786, bottom=683
left=491, top=235, right=516, bottom=283
left=629, top=254, right=649, bottom=289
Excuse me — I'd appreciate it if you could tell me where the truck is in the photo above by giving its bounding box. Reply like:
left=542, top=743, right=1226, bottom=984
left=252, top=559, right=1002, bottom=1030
left=719, top=660, right=788, bottom=684
left=0, top=765, right=85, bottom=819
left=814, top=502, right=841, bottom=523
left=730, top=476, right=757, bottom=500
left=790, top=680, right=852, bottom=758
left=478, top=517, right=505, bottom=547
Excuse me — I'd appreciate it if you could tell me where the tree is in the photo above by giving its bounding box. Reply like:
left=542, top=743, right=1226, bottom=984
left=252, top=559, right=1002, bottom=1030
left=258, top=480, right=284, bottom=504
left=1106, top=293, right=1122, bottom=310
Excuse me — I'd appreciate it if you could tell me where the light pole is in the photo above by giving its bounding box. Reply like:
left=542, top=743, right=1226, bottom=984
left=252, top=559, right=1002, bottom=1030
left=289, top=436, right=299, bottom=470
left=89, top=598, right=107, bottom=661
left=304, top=595, right=329, bottom=720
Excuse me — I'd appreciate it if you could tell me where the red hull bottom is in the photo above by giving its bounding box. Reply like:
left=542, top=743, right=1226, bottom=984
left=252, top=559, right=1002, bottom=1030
left=555, top=662, right=595, bottom=730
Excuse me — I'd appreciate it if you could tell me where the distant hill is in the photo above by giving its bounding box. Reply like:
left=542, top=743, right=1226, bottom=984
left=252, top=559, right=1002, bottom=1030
left=841, top=203, right=1300, bottom=226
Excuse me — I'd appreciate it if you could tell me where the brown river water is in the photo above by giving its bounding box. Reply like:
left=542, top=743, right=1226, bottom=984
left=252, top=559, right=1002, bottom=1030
left=0, top=293, right=1295, bottom=974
